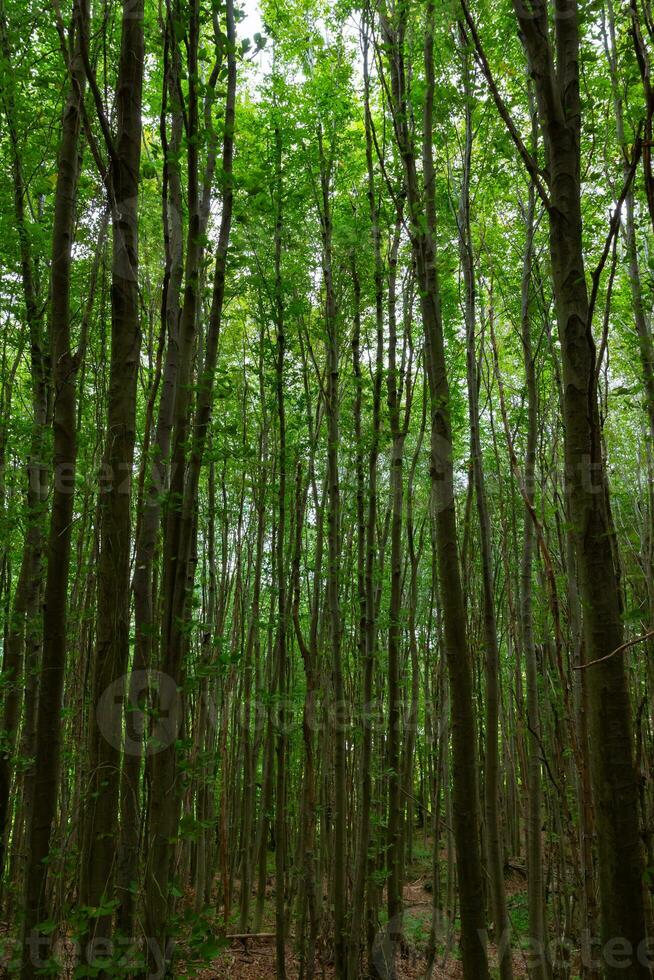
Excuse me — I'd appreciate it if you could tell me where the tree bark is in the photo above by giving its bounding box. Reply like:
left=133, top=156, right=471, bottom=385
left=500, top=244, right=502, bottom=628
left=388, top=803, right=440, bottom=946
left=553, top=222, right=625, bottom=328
left=19, top=4, right=86, bottom=973
left=458, top=40, right=512, bottom=980
left=379, top=3, right=490, bottom=975
left=79, top=0, right=145, bottom=964
left=512, top=2, right=650, bottom=974
left=143, top=0, right=235, bottom=966
left=318, top=122, right=347, bottom=980
left=348, top=19, right=385, bottom=977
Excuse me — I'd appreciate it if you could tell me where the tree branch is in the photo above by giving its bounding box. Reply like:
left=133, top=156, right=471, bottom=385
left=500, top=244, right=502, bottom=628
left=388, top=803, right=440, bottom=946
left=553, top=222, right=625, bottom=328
left=574, top=630, right=654, bottom=670
left=459, top=0, right=551, bottom=210
left=75, top=0, right=119, bottom=175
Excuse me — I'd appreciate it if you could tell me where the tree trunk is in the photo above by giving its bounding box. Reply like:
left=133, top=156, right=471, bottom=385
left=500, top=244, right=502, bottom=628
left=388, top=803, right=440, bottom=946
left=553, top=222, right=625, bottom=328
left=273, top=118, right=289, bottom=980
left=458, top=41, right=512, bottom=980
left=385, top=214, right=406, bottom=980
left=19, top=4, right=86, bottom=972
left=513, top=2, right=650, bottom=973
left=519, top=157, right=551, bottom=980
left=79, top=0, right=144, bottom=965
left=379, top=4, right=490, bottom=975
left=143, top=1, right=235, bottom=966
left=116, top=25, right=184, bottom=939
left=348, top=19, right=384, bottom=978
left=318, top=122, right=347, bottom=980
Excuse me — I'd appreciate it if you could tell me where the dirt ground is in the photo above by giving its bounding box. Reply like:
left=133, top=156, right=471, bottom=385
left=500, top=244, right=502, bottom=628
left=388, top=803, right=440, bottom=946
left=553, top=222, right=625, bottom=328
left=0, top=862, right=531, bottom=978
left=190, top=871, right=531, bottom=979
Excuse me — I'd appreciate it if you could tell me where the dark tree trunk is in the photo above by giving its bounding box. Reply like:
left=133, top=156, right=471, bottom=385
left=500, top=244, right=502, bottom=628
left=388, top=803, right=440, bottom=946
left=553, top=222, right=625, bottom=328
left=513, top=2, right=650, bottom=974
left=78, top=0, right=144, bottom=966
left=379, top=4, right=490, bottom=976
left=18, top=3, right=86, bottom=974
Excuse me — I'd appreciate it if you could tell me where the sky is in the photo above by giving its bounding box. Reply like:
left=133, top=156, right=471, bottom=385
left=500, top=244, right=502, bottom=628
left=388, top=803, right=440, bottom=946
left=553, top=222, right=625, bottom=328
left=239, top=0, right=265, bottom=43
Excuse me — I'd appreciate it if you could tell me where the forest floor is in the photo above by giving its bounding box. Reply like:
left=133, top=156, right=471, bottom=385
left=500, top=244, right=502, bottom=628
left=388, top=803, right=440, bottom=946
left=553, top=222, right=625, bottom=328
left=195, top=874, right=530, bottom=978
left=191, top=873, right=531, bottom=979
left=186, top=841, right=532, bottom=979
left=0, top=839, right=532, bottom=978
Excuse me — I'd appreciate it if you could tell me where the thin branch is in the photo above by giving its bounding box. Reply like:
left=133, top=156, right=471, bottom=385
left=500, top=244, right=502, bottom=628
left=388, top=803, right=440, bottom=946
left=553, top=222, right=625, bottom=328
left=459, top=0, right=551, bottom=210
left=76, top=0, right=119, bottom=174
left=588, top=129, right=643, bottom=327
left=574, top=630, right=654, bottom=670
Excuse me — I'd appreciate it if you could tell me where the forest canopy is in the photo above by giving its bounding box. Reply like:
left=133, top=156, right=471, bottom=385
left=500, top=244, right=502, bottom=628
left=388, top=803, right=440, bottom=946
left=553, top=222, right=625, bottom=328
left=0, top=0, right=653, bottom=977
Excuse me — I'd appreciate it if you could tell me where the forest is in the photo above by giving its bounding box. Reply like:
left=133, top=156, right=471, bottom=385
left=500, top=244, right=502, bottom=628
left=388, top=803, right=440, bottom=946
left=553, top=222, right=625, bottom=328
left=0, top=0, right=653, bottom=975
